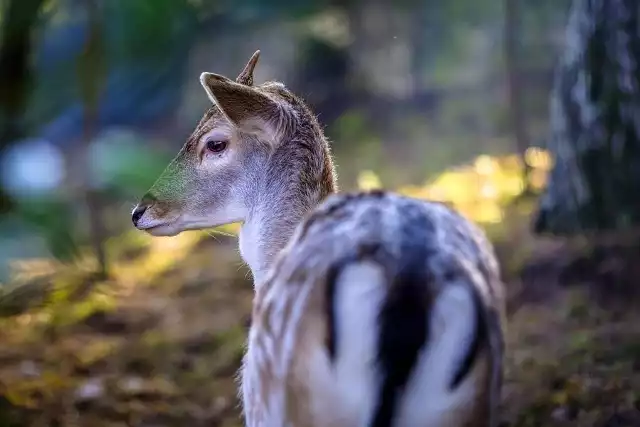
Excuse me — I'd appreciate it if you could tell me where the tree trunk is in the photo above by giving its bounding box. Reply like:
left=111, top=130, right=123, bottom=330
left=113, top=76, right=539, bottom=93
left=504, top=0, right=532, bottom=192
left=77, top=0, right=109, bottom=278
left=0, top=0, right=47, bottom=214
left=533, top=0, right=640, bottom=235
left=0, top=0, right=45, bottom=147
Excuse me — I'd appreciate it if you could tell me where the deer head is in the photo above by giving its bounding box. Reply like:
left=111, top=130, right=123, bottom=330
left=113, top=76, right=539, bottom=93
left=132, top=50, right=337, bottom=280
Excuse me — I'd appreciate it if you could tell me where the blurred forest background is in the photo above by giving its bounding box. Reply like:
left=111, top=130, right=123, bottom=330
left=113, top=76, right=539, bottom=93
left=1, top=0, right=640, bottom=426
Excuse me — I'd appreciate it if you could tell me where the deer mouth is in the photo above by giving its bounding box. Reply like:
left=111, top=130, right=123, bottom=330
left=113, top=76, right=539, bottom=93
left=139, top=221, right=181, bottom=237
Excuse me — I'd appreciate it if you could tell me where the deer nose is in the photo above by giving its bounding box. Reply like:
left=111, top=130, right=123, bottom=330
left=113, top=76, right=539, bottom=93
left=131, top=205, right=147, bottom=227
left=132, top=193, right=156, bottom=227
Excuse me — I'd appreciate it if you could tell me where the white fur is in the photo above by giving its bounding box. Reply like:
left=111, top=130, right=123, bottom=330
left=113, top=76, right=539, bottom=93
left=185, top=202, right=246, bottom=228
left=314, top=261, right=386, bottom=426
left=395, top=283, right=480, bottom=427
left=239, top=215, right=264, bottom=284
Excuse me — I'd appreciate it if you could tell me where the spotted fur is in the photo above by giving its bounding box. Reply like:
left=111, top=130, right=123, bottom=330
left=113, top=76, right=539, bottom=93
left=244, top=192, right=505, bottom=427
left=133, top=51, right=506, bottom=427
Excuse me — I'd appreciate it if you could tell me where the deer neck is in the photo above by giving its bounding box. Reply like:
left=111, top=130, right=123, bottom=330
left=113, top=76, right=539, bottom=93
left=239, top=141, right=336, bottom=286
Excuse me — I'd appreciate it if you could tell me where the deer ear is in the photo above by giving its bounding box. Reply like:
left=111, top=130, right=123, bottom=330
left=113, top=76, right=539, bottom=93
left=236, top=50, right=260, bottom=86
left=200, top=72, right=282, bottom=137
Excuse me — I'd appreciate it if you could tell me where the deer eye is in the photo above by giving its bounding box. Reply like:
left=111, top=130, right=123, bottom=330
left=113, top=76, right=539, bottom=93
left=205, top=139, right=228, bottom=154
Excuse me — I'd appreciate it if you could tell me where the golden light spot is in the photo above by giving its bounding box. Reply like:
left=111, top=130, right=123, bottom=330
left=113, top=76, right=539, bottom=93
left=474, top=155, right=496, bottom=176
left=525, top=147, right=553, bottom=170
left=397, top=150, right=549, bottom=225
left=357, top=170, right=383, bottom=191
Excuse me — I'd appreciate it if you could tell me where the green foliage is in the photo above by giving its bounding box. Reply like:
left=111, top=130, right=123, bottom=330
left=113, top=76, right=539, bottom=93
left=329, top=110, right=384, bottom=185
left=330, top=109, right=375, bottom=144
left=24, top=0, right=198, bottom=130
left=13, top=196, right=79, bottom=262
left=216, top=0, right=329, bottom=21
left=104, top=0, right=198, bottom=62
left=91, top=138, right=173, bottom=199
left=441, top=0, right=501, bottom=26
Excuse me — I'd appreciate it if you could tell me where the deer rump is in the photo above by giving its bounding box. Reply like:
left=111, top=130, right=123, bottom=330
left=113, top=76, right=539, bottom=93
left=244, top=193, right=502, bottom=427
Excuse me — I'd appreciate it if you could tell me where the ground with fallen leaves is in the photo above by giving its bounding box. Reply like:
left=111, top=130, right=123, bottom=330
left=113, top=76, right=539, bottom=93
left=1, top=213, right=639, bottom=427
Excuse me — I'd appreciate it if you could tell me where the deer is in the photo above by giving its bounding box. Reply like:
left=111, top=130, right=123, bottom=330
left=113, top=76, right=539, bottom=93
left=132, top=50, right=506, bottom=427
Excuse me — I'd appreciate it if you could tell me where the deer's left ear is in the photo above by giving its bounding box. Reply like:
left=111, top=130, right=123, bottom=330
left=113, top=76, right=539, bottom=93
left=200, top=72, right=283, bottom=139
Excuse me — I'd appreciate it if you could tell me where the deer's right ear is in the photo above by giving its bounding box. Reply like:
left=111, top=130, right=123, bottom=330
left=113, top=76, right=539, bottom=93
left=200, top=72, right=282, bottom=139
left=236, top=50, right=260, bottom=86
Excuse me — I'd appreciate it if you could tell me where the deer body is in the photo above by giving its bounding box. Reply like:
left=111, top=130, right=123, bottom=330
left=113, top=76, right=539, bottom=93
left=132, top=51, right=506, bottom=427
left=243, top=191, right=505, bottom=427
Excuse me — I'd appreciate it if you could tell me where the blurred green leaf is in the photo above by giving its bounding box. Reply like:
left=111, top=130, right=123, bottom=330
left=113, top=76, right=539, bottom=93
left=14, top=196, right=79, bottom=261
left=104, top=0, right=198, bottom=61
left=91, top=138, right=173, bottom=198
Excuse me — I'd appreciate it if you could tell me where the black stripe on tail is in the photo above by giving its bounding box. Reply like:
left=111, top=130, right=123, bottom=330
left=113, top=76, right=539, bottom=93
left=323, top=244, right=430, bottom=427
left=369, top=260, right=431, bottom=427
left=324, top=259, right=489, bottom=427
left=369, top=204, right=435, bottom=427
left=322, top=203, right=489, bottom=427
